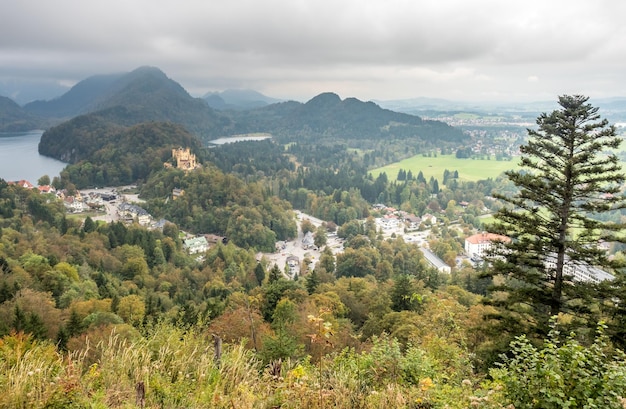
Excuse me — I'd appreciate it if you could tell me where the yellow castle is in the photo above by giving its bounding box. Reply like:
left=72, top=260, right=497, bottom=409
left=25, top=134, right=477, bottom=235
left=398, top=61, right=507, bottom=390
left=167, top=147, right=198, bottom=171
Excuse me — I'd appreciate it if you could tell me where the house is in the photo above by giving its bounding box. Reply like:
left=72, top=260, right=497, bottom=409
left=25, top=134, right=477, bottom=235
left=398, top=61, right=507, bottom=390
left=152, top=219, right=171, bottom=231
left=37, top=185, right=56, bottom=194
left=378, top=214, right=400, bottom=230
left=172, top=188, right=185, bottom=200
left=63, top=196, right=87, bottom=213
left=302, top=231, right=315, bottom=249
left=118, top=202, right=152, bottom=226
left=84, top=193, right=104, bottom=210
left=396, top=210, right=409, bottom=219
left=55, top=190, right=67, bottom=200
left=183, top=236, right=209, bottom=254
left=419, top=247, right=451, bottom=273
left=464, top=232, right=511, bottom=259
left=205, top=234, right=227, bottom=245
left=9, top=180, right=34, bottom=189
left=421, top=213, right=437, bottom=225
left=404, top=214, right=422, bottom=231
left=286, top=255, right=300, bottom=275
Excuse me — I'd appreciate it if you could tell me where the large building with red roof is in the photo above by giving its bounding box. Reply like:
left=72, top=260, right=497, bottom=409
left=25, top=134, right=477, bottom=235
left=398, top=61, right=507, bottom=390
left=464, top=232, right=511, bottom=259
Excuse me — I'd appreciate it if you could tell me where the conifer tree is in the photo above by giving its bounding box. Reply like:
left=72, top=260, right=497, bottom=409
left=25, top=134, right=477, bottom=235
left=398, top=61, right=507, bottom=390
left=485, top=95, right=626, bottom=336
left=396, top=169, right=405, bottom=181
left=83, top=216, right=96, bottom=233
left=254, top=262, right=266, bottom=286
left=268, top=264, right=282, bottom=283
left=305, top=270, right=320, bottom=294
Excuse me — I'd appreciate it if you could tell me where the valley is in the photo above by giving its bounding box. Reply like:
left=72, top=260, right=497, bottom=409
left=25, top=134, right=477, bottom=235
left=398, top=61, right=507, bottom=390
left=1, top=68, right=626, bottom=408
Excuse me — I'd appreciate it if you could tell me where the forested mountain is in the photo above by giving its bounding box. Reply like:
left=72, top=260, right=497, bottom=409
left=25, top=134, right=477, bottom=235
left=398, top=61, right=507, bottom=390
left=227, top=92, right=466, bottom=144
left=42, top=121, right=202, bottom=186
left=204, top=89, right=282, bottom=110
left=31, top=67, right=231, bottom=140
left=0, top=96, right=45, bottom=131
left=34, top=66, right=464, bottom=153
left=23, top=72, right=125, bottom=118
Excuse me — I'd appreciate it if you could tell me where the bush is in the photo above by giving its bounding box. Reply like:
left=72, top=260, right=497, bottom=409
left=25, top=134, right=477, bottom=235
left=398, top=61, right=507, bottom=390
left=488, top=321, right=626, bottom=408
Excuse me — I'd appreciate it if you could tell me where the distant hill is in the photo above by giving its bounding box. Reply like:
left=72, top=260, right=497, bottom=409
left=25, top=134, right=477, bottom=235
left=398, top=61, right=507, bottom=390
left=0, top=96, right=46, bottom=131
left=23, top=72, right=125, bottom=119
left=375, top=96, right=626, bottom=125
left=227, top=92, right=466, bottom=143
left=0, top=79, right=69, bottom=105
left=374, top=97, right=559, bottom=121
left=591, top=97, right=626, bottom=123
left=30, top=67, right=230, bottom=136
left=37, top=67, right=234, bottom=161
left=203, top=89, right=283, bottom=110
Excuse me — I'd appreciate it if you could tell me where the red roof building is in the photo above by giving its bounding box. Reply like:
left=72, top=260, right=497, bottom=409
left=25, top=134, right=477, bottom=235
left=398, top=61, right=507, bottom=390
left=464, top=232, right=511, bottom=258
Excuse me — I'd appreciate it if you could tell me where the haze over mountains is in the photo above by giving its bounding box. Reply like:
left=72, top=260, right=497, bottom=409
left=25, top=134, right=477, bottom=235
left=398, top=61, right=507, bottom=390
left=4, top=66, right=626, bottom=136
left=203, top=89, right=283, bottom=111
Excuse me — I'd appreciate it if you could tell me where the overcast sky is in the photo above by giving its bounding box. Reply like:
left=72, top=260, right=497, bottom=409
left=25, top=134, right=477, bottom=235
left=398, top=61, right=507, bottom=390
left=2, top=0, right=626, bottom=103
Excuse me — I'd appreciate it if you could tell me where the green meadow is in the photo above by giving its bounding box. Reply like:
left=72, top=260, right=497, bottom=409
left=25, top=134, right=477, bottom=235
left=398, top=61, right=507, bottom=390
left=370, top=154, right=519, bottom=182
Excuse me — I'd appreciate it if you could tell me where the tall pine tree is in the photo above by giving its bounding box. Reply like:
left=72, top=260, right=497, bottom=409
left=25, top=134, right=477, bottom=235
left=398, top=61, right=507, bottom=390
left=484, top=95, right=626, bottom=337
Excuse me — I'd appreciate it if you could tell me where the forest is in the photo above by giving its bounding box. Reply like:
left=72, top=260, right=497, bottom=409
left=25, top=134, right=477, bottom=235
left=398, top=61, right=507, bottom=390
left=2, top=96, right=626, bottom=408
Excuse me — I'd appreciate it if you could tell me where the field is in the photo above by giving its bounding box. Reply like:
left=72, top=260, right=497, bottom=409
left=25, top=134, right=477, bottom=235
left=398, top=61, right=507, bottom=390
left=369, top=154, right=519, bottom=182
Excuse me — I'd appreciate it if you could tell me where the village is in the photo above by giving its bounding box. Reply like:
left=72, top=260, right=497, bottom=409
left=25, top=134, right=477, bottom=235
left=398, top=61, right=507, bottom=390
left=7, top=176, right=465, bottom=276
left=6, top=143, right=614, bottom=284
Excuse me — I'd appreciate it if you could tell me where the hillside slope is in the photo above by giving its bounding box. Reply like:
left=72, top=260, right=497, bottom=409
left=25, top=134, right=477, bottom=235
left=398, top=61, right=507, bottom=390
left=0, top=96, right=45, bottom=132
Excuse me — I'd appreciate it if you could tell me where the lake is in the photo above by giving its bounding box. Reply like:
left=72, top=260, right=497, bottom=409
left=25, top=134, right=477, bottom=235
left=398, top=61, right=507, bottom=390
left=208, top=133, right=272, bottom=145
left=0, top=130, right=67, bottom=184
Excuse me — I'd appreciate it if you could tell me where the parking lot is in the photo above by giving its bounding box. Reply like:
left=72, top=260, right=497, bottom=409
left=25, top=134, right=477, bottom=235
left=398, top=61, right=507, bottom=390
left=263, top=211, right=344, bottom=277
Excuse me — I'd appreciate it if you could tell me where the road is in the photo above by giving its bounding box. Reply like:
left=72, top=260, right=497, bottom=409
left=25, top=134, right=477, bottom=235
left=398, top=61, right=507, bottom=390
left=263, top=211, right=344, bottom=278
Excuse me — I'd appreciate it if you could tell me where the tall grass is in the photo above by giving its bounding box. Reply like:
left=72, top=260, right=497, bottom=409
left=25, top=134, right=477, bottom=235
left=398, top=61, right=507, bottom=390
left=0, top=324, right=497, bottom=408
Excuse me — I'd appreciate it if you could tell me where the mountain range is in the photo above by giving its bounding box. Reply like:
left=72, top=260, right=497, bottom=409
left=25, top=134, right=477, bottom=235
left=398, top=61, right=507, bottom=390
left=0, top=66, right=461, bottom=165
left=5, top=67, right=626, bottom=134
left=4, top=68, right=284, bottom=129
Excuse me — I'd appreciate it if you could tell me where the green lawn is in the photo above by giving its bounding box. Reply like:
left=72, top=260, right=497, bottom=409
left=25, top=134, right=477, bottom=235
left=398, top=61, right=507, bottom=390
left=370, top=154, right=519, bottom=182
left=66, top=211, right=104, bottom=220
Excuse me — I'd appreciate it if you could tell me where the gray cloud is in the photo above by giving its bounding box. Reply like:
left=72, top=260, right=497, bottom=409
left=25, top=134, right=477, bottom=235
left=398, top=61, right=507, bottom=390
left=2, top=0, right=626, bottom=102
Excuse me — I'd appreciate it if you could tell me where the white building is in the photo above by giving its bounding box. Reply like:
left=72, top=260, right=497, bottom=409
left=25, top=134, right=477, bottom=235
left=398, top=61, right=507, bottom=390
left=118, top=203, right=152, bottom=226
left=183, top=236, right=209, bottom=254
left=464, top=232, right=511, bottom=259
left=419, top=247, right=451, bottom=273
left=377, top=216, right=400, bottom=230
left=302, top=231, right=315, bottom=249
left=544, top=254, right=614, bottom=284
left=63, top=196, right=87, bottom=213
left=422, top=213, right=437, bottom=225
left=465, top=232, right=614, bottom=283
